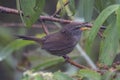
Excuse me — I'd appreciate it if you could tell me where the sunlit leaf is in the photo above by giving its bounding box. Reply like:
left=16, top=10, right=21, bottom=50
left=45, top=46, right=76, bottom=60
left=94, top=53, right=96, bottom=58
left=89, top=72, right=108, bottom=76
left=56, top=0, right=68, bottom=17
left=56, top=0, right=68, bottom=11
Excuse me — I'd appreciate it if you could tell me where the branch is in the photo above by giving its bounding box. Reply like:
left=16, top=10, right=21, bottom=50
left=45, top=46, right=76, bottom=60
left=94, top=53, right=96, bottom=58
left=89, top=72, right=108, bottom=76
left=52, top=1, right=69, bottom=17
left=39, top=16, right=74, bottom=24
left=67, top=58, right=103, bottom=74
left=67, top=58, right=88, bottom=69
left=0, top=6, right=22, bottom=15
left=63, top=56, right=102, bottom=74
left=0, top=5, right=86, bottom=29
left=41, top=20, right=49, bottom=35
left=0, top=5, right=74, bottom=24
left=0, top=5, right=106, bottom=30
left=0, top=23, right=58, bottom=29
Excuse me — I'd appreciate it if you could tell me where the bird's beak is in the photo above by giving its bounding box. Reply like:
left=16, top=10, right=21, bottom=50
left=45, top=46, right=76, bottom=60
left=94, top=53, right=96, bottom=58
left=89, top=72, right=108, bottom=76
left=80, top=27, right=91, bottom=31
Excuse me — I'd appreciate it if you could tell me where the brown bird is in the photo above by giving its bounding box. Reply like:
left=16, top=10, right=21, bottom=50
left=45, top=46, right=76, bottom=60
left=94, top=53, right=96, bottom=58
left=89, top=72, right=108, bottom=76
left=16, top=23, right=87, bottom=59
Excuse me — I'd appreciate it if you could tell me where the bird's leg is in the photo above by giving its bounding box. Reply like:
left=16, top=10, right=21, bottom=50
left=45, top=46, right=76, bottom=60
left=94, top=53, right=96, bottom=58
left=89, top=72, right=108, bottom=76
left=62, top=55, right=70, bottom=61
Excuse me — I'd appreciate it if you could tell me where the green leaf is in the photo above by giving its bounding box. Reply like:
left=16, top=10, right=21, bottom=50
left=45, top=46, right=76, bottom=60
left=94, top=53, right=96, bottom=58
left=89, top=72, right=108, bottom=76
left=0, top=40, right=35, bottom=61
left=34, top=75, right=44, bottom=80
left=0, top=27, right=13, bottom=45
left=101, top=71, right=115, bottom=80
left=86, top=5, right=119, bottom=52
left=95, top=0, right=116, bottom=13
left=32, top=57, right=64, bottom=71
left=19, top=0, right=45, bottom=27
left=56, top=0, right=68, bottom=11
left=77, top=69, right=101, bottom=80
left=69, top=0, right=75, bottom=15
left=53, top=72, right=73, bottom=80
left=55, top=0, right=68, bottom=17
left=99, top=23, right=119, bottom=65
left=75, top=0, right=94, bottom=22
left=22, top=74, right=29, bottom=80
left=116, top=6, right=120, bottom=38
left=99, top=6, right=120, bottom=65
left=32, top=56, right=77, bottom=71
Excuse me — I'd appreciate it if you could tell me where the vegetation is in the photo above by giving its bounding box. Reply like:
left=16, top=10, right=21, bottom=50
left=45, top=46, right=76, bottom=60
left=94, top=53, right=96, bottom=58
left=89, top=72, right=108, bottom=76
left=0, top=0, right=120, bottom=80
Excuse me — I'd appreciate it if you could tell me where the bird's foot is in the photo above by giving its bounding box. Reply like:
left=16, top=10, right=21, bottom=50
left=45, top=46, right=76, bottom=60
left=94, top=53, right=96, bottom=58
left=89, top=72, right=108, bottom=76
left=62, top=55, right=70, bottom=61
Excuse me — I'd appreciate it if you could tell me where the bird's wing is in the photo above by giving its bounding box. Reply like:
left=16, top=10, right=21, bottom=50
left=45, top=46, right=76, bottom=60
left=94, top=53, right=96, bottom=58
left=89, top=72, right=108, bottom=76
left=41, top=33, right=76, bottom=51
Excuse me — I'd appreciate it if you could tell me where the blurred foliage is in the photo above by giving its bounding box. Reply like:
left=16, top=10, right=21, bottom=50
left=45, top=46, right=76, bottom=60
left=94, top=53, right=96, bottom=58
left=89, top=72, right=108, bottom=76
left=0, top=0, right=120, bottom=80
left=77, top=69, right=101, bottom=80
left=86, top=5, right=120, bottom=65
left=75, top=0, right=94, bottom=22
left=22, top=71, right=73, bottom=80
left=17, top=0, right=45, bottom=27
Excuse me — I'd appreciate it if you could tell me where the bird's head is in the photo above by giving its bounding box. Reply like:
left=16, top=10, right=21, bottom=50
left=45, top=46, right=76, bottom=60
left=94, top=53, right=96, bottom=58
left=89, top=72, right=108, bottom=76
left=61, top=23, right=89, bottom=37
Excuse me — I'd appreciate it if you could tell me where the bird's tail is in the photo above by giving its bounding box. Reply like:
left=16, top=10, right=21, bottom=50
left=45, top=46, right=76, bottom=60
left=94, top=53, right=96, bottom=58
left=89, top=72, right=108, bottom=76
left=16, top=35, right=42, bottom=42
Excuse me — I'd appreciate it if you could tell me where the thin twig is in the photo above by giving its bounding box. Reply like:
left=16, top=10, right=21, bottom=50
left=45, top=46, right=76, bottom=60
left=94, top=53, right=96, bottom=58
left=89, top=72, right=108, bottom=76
left=66, top=58, right=88, bottom=69
left=52, top=1, right=69, bottom=17
left=41, top=20, right=49, bottom=35
left=68, top=58, right=103, bottom=74
left=98, top=31, right=104, bottom=38
left=39, top=16, right=74, bottom=24
left=0, top=6, right=22, bottom=15
left=0, top=23, right=58, bottom=29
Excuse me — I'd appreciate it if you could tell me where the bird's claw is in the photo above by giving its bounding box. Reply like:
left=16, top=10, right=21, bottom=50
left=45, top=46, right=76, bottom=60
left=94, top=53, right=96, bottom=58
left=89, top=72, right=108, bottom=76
left=63, top=55, right=70, bottom=61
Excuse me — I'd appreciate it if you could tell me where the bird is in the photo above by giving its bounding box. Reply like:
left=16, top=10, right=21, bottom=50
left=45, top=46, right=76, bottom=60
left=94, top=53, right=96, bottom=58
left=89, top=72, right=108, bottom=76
left=16, top=23, right=87, bottom=59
